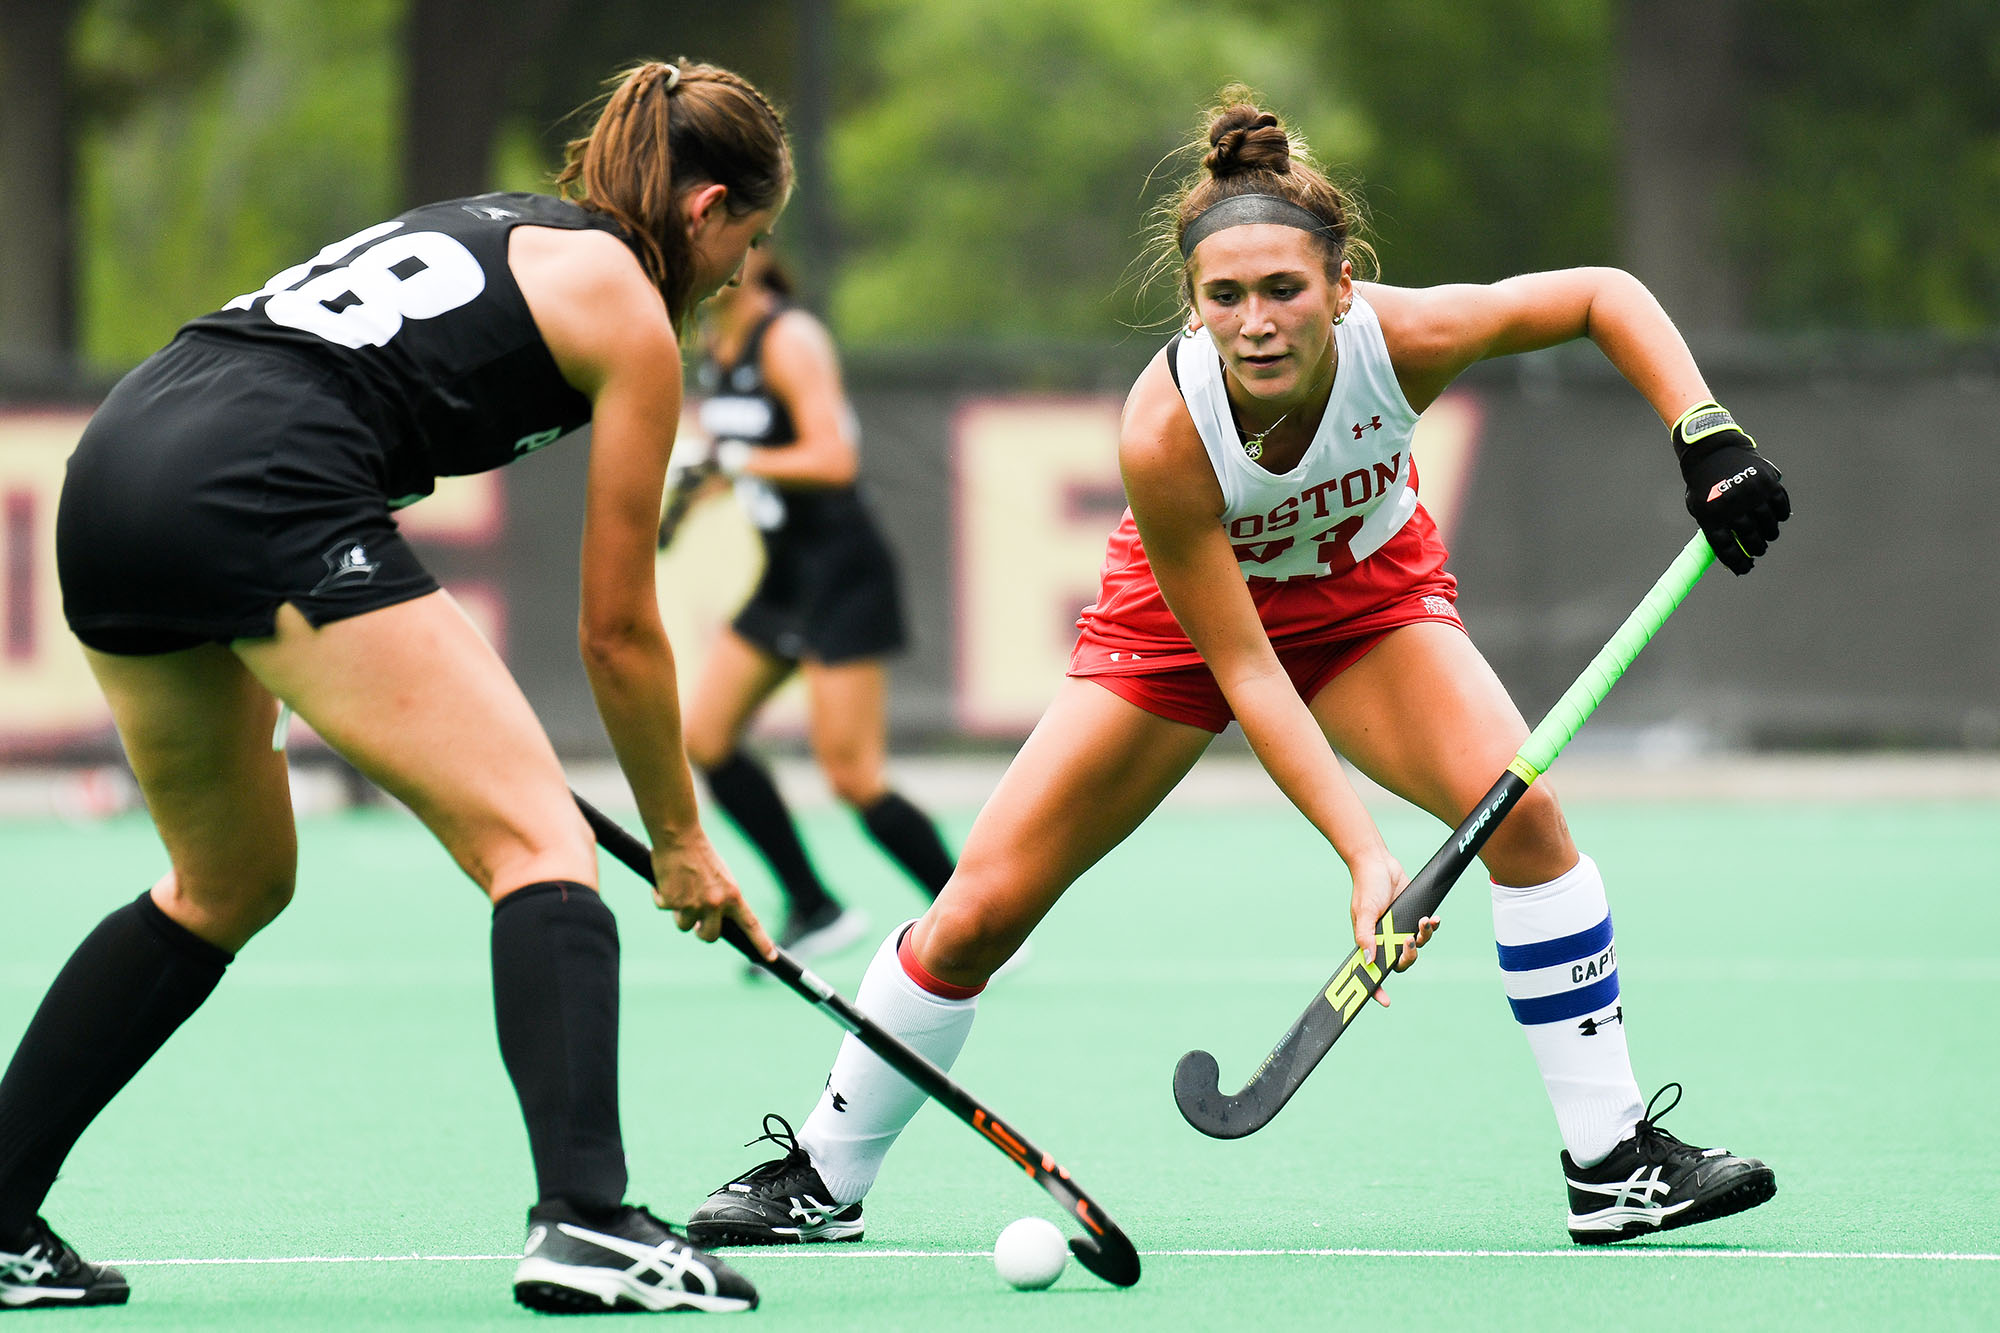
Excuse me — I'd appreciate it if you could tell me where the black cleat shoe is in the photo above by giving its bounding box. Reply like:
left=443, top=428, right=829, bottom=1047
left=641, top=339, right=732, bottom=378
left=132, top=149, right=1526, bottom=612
left=1564, top=1083, right=1776, bottom=1245
left=0, top=1218, right=129, bottom=1310
left=687, top=1115, right=865, bottom=1248
left=513, top=1201, right=757, bottom=1314
left=745, top=902, right=868, bottom=978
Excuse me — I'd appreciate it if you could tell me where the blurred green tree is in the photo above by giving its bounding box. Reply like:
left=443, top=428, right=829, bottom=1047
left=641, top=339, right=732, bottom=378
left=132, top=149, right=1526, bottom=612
left=825, top=0, right=1617, bottom=347
left=1293, top=0, right=1618, bottom=292
left=35, top=0, right=2000, bottom=375
left=826, top=0, right=1373, bottom=344
left=401, top=0, right=583, bottom=208
left=0, top=0, right=86, bottom=375
left=1738, top=0, right=2000, bottom=332
left=75, top=0, right=397, bottom=370
left=67, top=0, right=814, bottom=368
left=1618, top=0, right=1752, bottom=332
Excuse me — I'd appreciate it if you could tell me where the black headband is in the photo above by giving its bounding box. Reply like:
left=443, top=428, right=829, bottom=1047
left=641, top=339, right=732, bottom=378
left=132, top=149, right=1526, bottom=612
left=1179, top=192, right=1339, bottom=259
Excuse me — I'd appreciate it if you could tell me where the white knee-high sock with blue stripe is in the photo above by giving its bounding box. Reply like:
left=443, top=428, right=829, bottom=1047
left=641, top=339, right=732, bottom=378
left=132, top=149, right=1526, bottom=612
left=1492, top=854, right=1644, bottom=1167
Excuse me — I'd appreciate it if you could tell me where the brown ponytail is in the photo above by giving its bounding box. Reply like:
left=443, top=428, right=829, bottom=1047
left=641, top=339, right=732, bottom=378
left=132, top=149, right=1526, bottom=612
left=555, top=59, right=793, bottom=324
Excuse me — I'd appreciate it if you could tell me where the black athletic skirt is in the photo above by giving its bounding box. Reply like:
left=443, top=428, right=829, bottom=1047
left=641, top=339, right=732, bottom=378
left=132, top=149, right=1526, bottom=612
left=57, top=332, right=438, bottom=655
left=732, top=501, right=907, bottom=665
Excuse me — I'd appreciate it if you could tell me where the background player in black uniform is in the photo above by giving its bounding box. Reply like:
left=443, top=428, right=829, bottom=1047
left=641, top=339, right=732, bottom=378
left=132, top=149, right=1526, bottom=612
left=0, top=60, right=786, bottom=1316
left=675, top=247, right=958, bottom=964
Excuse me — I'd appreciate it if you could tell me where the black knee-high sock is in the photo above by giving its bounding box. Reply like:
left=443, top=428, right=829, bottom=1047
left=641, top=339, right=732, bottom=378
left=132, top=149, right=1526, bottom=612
left=701, top=751, right=835, bottom=914
left=490, top=882, right=627, bottom=1214
left=860, top=791, right=956, bottom=898
left=0, top=891, right=232, bottom=1243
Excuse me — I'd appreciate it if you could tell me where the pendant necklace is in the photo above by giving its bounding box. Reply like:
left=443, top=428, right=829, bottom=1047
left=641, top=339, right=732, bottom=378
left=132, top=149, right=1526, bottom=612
left=1238, top=408, right=1290, bottom=463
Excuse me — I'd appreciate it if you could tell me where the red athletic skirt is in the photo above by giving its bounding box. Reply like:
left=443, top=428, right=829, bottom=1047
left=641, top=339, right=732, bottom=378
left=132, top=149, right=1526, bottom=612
left=1068, top=504, right=1461, bottom=733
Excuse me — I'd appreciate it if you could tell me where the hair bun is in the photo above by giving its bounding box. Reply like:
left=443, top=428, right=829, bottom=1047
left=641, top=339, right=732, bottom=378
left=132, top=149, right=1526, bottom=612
left=1204, top=105, right=1289, bottom=178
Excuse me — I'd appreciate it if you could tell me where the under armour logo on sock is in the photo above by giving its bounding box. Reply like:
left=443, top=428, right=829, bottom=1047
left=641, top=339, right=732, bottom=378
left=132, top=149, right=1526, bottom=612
left=1579, top=1005, right=1625, bottom=1037
left=830, top=1092, right=848, bottom=1112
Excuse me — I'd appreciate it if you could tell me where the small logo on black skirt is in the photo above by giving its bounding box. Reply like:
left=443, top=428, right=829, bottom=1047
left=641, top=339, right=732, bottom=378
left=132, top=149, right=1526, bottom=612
left=313, top=541, right=379, bottom=594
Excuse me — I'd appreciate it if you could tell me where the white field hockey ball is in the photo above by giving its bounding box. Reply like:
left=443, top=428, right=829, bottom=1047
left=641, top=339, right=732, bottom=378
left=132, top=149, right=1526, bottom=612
left=993, top=1216, right=1066, bottom=1290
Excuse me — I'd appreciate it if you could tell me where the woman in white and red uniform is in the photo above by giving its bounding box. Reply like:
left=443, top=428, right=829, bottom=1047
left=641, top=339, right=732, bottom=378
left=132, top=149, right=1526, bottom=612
left=688, top=88, right=1790, bottom=1251
left=1070, top=262, right=1460, bottom=729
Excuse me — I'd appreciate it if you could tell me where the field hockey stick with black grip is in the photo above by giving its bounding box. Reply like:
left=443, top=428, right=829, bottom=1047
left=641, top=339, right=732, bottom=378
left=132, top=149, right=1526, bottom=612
left=656, top=460, right=722, bottom=549
left=1174, top=533, right=1717, bottom=1139
left=573, top=792, right=1144, bottom=1288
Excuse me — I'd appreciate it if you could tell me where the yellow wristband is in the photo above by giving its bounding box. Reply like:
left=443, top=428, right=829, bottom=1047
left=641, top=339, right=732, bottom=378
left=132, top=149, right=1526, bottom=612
left=1671, top=401, right=1756, bottom=450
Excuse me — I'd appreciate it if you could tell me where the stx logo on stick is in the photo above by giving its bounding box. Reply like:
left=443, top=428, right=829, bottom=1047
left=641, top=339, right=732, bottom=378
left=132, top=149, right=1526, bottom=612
left=1373, top=911, right=1414, bottom=961
left=1324, top=949, right=1382, bottom=1022
left=1323, top=912, right=1416, bottom=1021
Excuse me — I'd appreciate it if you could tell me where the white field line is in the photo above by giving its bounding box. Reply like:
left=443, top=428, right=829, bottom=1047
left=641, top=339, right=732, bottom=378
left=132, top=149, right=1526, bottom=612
left=107, top=1247, right=2000, bottom=1267
left=11, top=958, right=2000, bottom=990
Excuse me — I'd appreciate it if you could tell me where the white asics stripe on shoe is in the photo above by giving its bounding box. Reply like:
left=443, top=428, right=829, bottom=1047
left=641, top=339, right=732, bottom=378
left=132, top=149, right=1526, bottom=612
left=1565, top=1164, right=1696, bottom=1234
left=515, top=1220, right=750, bottom=1314
left=0, top=1251, right=63, bottom=1305
left=0, top=1222, right=129, bottom=1310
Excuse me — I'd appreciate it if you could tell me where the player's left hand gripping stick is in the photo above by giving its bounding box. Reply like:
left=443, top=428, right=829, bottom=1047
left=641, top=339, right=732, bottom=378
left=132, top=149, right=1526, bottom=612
left=1174, top=533, right=1717, bottom=1139
left=573, top=792, right=1143, bottom=1288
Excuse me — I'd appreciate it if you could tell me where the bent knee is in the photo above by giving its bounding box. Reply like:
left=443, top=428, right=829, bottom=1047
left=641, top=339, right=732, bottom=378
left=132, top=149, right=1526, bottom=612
left=814, top=745, right=884, bottom=807
left=684, top=729, right=734, bottom=773
left=469, top=810, right=598, bottom=900
left=160, top=862, right=297, bottom=946
left=827, top=767, right=887, bottom=808
left=1480, top=784, right=1576, bottom=883
left=916, top=869, right=1039, bottom=982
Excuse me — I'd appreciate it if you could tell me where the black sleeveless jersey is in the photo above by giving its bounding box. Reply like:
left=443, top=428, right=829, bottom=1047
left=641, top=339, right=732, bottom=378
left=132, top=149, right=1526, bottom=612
left=695, top=306, right=873, bottom=544
left=696, top=309, right=796, bottom=446
left=181, top=192, right=635, bottom=503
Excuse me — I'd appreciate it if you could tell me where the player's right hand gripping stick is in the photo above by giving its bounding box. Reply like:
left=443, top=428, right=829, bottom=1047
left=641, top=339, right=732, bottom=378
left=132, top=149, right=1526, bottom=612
left=1671, top=400, right=1790, bottom=575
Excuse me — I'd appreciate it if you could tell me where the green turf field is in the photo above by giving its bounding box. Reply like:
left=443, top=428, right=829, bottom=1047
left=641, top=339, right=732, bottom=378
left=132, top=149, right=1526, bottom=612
left=2, top=786, right=1995, bottom=1330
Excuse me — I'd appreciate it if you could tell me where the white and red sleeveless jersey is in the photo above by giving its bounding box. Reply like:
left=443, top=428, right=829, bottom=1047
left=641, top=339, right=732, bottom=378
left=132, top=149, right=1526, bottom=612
left=1073, top=293, right=1455, bottom=674
left=1180, top=291, right=1420, bottom=577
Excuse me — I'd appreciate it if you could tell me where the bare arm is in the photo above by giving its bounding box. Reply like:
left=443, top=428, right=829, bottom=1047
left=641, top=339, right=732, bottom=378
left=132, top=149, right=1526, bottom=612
left=1368, top=266, right=1790, bottom=576
left=1119, top=353, right=1393, bottom=881
left=512, top=227, right=694, bottom=842
left=1366, top=268, right=1712, bottom=423
left=732, top=309, right=859, bottom=488
left=510, top=224, right=770, bottom=952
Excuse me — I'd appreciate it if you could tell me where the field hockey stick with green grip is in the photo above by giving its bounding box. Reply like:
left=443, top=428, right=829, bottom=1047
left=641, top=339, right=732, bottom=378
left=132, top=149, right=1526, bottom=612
left=573, top=793, right=1144, bottom=1288
left=1174, top=533, right=1717, bottom=1139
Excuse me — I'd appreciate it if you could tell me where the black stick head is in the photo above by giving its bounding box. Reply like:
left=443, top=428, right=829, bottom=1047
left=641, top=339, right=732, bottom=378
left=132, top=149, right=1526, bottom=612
left=1068, top=1228, right=1142, bottom=1287
left=1173, top=1049, right=1265, bottom=1140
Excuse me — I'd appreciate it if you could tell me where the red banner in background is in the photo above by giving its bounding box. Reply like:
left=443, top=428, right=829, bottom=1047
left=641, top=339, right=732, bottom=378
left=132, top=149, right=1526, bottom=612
left=0, top=392, right=1485, bottom=758
left=0, top=412, right=102, bottom=755
left=0, top=411, right=515, bottom=759
left=11, top=369, right=1988, bottom=759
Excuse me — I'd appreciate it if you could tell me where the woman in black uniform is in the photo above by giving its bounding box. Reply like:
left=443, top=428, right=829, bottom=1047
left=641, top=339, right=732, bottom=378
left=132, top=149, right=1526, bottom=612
left=679, top=248, right=958, bottom=963
left=0, top=60, right=784, bottom=1316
